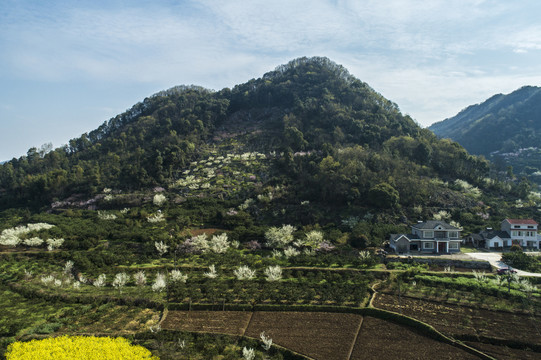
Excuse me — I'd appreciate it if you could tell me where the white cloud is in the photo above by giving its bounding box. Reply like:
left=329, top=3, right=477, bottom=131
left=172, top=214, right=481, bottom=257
left=2, top=0, right=541, bottom=160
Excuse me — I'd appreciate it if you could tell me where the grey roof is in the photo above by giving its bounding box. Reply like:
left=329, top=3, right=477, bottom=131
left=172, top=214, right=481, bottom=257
left=412, top=220, right=460, bottom=230
left=478, top=230, right=511, bottom=240
left=390, top=233, right=420, bottom=242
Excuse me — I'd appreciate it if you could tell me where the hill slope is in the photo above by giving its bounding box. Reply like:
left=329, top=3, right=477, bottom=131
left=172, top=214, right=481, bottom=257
left=429, top=86, right=541, bottom=182
left=0, top=57, right=491, bottom=224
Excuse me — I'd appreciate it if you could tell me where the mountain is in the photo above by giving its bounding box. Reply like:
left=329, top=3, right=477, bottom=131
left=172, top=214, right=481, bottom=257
left=429, top=86, right=541, bottom=183
left=0, top=57, right=496, bottom=228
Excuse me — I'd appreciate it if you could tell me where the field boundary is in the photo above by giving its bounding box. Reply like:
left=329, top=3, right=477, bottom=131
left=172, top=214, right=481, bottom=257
left=377, top=289, right=537, bottom=316
left=346, top=316, right=363, bottom=360
left=2, top=280, right=165, bottom=311
left=453, top=334, right=541, bottom=353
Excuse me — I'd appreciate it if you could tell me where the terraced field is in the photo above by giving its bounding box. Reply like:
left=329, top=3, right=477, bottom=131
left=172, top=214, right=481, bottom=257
left=373, top=292, right=541, bottom=345
left=162, top=310, right=481, bottom=360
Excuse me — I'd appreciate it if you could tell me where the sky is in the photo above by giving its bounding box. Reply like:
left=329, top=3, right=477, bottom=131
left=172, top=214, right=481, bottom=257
left=1, top=0, right=541, bottom=161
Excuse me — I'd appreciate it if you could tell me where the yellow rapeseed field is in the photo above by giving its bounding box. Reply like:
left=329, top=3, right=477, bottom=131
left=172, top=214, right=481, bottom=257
left=5, top=335, right=159, bottom=360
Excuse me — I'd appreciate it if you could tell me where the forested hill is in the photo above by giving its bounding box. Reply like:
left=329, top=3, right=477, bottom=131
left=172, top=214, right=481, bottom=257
left=0, top=57, right=491, bottom=217
left=429, top=86, right=541, bottom=156
left=429, top=86, right=541, bottom=184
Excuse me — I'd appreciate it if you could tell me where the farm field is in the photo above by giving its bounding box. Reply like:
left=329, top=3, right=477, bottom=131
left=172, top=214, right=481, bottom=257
left=245, top=311, right=361, bottom=360
left=162, top=310, right=482, bottom=360
left=373, top=292, right=541, bottom=345
left=161, top=311, right=252, bottom=336
left=351, top=316, right=478, bottom=360
left=463, top=341, right=541, bottom=360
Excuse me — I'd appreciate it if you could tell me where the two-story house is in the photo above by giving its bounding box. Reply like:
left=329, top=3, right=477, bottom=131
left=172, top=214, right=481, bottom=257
left=390, top=220, right=462, bottom=254
left=470, top=218, right=540, bottom=250
left=501, top=218, right=539, bottom=249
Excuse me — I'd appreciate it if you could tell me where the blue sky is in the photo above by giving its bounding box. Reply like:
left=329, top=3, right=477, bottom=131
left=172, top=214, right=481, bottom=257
left=1, top=0, right=541, bottom=161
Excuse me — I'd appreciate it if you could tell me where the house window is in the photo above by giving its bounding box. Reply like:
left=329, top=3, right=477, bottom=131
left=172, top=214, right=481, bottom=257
left=518, top=231, right=523, bottom=236
left=504, top=240, right=509, bottom=247
left=514, top=225, right=520, bottom=228
left=512, top=231, right=518, bottom=237
left=528, top=226, right=534, bottom=229
left=423, top=231, right=434, bottom=238
left=423, top=242, right=434, bottom=249
left=449, top=231, right=458, bottom=238
left=449, top=242, right=459, bottom=249
left=493, top=242, right=499, bottom=247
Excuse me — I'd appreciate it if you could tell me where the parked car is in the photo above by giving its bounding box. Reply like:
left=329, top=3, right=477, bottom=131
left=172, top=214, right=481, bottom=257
left=497, top=267, right=517, bottom=275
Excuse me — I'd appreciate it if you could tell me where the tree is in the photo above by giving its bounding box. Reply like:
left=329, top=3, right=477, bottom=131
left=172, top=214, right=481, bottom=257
left=234, top=266, right=256, bottom=280
left=264, top=225, right=296, bottom=248
left=154, top=241, right=169, bottom=256
left=112, top=272, right=130, bottom=293
left=264, top=266, right=282, bottom=282
left=368, top=182, right=399, bottom=208
left=284, top=126, right=308, bottom=151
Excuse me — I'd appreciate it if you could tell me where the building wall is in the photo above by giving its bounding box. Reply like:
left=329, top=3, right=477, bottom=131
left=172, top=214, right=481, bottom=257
left=395, top=237, right=409, bottom=253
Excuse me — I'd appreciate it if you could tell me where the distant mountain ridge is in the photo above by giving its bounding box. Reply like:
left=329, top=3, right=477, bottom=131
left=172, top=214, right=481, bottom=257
left=429, top=86, right=541, bottom=156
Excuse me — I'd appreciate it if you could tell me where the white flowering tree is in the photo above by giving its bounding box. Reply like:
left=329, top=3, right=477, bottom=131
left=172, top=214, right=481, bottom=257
left=41, top=275, right=55, bottom=286
left=264, top=266, right=282, bottom=282
left=234, top=266, right=256, bottom=280
left=93, top=274, right=106, bottom=288
left=170, top=269, right=188, bottom=283
left=0, top=223, right=55, bottom=248
left=155, top=241, right=169, bottom=257
left=46, top=238, right=64, bottom=251
left=242, top=347, right=255, bottom=360
left=152, top=273, right=167, bottom=292
left=63, top=260, right=74, bottom=277
left=97, top=211, right=117, bottom=220
left=148, top=211, right=165, bottom=223
left=204, top=265, right=218, bottom=279
left=283, top=246, right=300, bottom=258
left=134, top=271, right=147, bottom=287
left=260, top=331, right=273, bottom=351
left=153, top=193, right=166, bottom=206
left=264, top=225, right=296, bottom=248
left=23, top=237, right=44, bottom=247
left=295, top=230, right=324, bottom=249
left=209, top=233, right=230, bottom=253
left=112, top=272, right=130, bottom=294
left=190, top=234, right=209, bottom=252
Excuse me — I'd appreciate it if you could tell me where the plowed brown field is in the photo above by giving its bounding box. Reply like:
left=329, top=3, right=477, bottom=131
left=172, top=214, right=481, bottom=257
left=162, top=310, right=480, bottom=360
left=351, top=316, right=478, bottom=360
left=373, top=292, right=541, bottom=345
left=161, top=310, right=251, bottom=336
left=245, top=311, right=361, bottom=360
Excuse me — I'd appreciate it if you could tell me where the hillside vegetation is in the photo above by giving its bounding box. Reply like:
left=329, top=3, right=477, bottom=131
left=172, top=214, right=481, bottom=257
left=430, top=86, right=541, bottom=185
left=1, top=57, right=491, bottom=213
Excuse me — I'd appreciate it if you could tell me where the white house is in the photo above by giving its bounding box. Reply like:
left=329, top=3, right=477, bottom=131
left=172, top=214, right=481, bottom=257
left=470, top=229, right=512, bottom=249
left=471, top=218, right=540, bottom=250
left=390, top=220, right=462, bottom=254
left=501, top=218, right=540, bottom=249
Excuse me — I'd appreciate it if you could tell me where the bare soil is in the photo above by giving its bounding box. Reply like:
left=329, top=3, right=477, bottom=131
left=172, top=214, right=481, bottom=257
left=161, top=310, right=251, bottom=336
left=163, top=310, right=486, bottom=360
left=245, top=311, right=362, bottom=360
left=465, top=341, right=541, bottom=360
left=351, top=316, right=478, bottom=360
left=373, top=292, right=541, bottom=345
